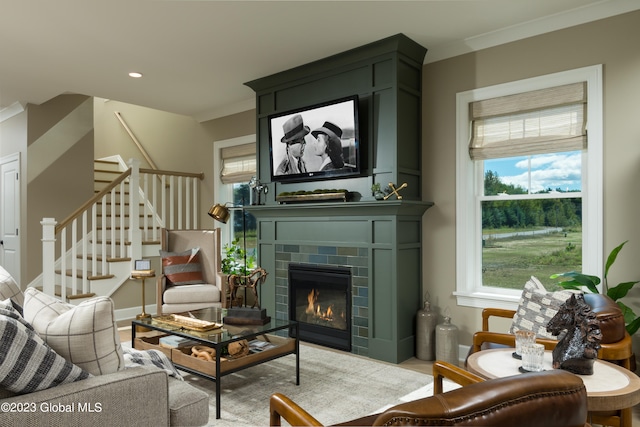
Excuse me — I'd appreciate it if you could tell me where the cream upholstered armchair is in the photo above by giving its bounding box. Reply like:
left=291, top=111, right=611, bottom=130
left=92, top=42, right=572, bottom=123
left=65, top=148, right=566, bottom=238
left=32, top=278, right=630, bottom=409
left=156, top=228, right=227, bottom=315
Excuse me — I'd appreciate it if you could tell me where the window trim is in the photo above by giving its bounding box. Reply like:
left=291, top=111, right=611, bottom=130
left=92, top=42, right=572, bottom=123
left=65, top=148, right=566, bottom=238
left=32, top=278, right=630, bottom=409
left=455, top=65, right=603, bottom=310
left=213, top=134, right=256, bottom=247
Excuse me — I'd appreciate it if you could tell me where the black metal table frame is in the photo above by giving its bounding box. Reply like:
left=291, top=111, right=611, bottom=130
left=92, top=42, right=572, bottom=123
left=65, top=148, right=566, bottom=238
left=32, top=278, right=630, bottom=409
left=131, top=318, right=300, bottom=419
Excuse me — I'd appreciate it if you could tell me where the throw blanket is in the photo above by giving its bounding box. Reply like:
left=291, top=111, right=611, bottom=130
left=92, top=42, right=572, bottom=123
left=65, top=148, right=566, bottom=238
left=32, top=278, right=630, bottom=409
left=123, top=347, right=183, bottom=381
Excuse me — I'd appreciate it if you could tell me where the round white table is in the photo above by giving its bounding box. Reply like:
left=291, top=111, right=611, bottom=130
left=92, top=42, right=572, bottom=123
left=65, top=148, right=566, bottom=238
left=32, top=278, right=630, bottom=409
left=466, top=348, right=640, bottom=427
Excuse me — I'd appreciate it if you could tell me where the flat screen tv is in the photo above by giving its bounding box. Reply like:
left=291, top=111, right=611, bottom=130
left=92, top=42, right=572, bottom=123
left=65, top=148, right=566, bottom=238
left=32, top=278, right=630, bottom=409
left=268, top=95, right=360, bottom=183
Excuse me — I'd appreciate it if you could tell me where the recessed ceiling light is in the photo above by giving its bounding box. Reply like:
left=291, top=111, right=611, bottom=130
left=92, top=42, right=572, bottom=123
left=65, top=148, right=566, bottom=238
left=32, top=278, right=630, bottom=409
left=128, top=72, right=143, bottom=78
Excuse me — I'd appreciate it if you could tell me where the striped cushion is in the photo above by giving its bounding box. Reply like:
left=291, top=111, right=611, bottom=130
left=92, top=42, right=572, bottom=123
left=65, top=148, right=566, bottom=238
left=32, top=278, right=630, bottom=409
left=23, top=288, right=125, bottom=376
left=510, top=276, right=580, bottom=340
left=0, top=300, right=90, bottom=394
left=160, top=248, right=205, bottom=286
left=0, top=265, right=23, bottom=307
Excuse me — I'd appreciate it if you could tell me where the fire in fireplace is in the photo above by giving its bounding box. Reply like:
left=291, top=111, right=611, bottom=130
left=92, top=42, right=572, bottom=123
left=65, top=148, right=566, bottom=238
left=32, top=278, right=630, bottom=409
left=288, top=263, right=351, bottom=351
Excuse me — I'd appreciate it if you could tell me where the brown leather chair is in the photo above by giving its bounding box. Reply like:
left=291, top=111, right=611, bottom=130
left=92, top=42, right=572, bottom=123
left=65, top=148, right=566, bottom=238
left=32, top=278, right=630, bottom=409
left=270, top=365, right=590, bottom=427
left=470, top=293, right=633, bottom=370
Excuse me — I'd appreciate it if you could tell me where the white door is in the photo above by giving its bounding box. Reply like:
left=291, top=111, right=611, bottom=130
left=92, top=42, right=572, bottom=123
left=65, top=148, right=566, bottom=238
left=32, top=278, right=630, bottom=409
left=0, top=153, right=20, bottom=284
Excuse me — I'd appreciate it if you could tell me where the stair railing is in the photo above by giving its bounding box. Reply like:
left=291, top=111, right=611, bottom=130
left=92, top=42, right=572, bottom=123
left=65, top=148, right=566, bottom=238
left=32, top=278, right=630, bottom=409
left=41, top=158, right=204, bottom=300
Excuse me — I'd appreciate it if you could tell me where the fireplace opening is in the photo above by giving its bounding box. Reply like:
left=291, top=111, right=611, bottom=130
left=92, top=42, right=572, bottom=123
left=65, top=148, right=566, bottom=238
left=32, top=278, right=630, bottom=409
left=288, top=263, right=351, bottom=351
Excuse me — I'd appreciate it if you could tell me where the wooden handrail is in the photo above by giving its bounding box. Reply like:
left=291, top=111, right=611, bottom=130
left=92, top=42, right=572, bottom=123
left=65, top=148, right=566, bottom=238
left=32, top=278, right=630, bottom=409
left=54, top=168, right=204, bottom=234
left=114, top=112, right=159, bottom=170
left=140, top=168, right=204, bottom=180
left=55, top=169, right=132, bottom=233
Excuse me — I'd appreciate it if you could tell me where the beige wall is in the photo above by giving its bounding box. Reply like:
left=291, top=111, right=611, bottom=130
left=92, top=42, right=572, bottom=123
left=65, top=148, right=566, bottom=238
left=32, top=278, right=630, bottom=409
left=25, top=95, right=95, bottom=283
left=422, top=10, right=640, bottom=348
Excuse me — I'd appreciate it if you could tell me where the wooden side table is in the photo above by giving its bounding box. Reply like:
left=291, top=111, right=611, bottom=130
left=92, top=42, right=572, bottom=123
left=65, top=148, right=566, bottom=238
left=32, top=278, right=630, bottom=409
left=467, top=348, right=640, bottom=427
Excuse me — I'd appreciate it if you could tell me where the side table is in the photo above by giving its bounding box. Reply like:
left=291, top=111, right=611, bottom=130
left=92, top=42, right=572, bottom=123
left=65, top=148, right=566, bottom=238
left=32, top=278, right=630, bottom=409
left=131, top=271, right=155, bottom=330
left=467, top=348, right=640, bottom=427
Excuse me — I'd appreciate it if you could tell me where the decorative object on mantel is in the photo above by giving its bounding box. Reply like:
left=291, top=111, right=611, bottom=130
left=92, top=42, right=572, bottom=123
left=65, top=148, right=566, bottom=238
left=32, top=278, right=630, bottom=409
left=546, top=293, right=602, bottom=375
left=276, top=189, right=349, bottom=204
left=371, top=183, right=388, bottom=200
left=383, top=182, right=408, bottom=200
left=249, top=176, right=268, bottom=205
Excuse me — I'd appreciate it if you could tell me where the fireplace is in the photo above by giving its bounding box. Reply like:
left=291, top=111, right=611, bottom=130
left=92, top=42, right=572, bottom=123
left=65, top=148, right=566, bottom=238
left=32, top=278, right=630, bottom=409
left=288, top=263, right=352, bottom=351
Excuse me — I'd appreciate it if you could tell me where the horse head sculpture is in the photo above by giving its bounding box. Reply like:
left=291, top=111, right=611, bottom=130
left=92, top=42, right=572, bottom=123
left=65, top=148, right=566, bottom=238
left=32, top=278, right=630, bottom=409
left=546, top=293, right=602, bottom=375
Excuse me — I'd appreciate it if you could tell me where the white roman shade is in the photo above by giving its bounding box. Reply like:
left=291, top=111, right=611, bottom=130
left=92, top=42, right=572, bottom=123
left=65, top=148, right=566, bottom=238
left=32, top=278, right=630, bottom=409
left=220, top=142, right=256, bottom=184
left=469, top=82, right=587, bottom=160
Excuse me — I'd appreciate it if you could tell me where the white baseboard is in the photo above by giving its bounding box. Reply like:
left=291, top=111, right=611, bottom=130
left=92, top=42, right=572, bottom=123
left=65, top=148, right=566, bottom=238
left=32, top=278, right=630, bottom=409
left=115, top=304, right=157, bottom=323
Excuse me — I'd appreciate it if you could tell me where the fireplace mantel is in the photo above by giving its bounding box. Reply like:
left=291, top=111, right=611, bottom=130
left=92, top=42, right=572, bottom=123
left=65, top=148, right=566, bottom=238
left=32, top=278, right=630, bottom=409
left=245, top=200, right=433, bottom=219
left=246, top=199, right=433, bottom=363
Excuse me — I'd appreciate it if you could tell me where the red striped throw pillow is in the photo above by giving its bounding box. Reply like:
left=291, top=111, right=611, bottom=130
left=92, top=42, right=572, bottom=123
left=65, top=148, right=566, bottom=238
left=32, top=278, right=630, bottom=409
left=160, top=248, right=205, bottom=286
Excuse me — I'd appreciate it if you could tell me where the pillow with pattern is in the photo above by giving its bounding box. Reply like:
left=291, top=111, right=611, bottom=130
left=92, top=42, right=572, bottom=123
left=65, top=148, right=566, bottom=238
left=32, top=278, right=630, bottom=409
left=160, top=247, right=205, bottom=286
left=510, top=276, right=581, bottom=340
left=0, top=300, right=91, bottom=394
left=23, top=288, right=124, bottom=376
left=0, top=265, right=23, bottom=307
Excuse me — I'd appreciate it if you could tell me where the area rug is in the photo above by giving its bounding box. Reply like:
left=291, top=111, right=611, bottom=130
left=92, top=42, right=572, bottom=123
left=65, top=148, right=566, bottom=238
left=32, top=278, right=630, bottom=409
left=176, top=344, right=458, bottom=426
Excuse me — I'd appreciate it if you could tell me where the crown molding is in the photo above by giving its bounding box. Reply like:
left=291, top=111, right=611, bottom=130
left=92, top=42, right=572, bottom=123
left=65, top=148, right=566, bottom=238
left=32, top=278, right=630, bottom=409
left=425, top=0, right=640, bottom=63
left=0, top=101, right=25, bottom=123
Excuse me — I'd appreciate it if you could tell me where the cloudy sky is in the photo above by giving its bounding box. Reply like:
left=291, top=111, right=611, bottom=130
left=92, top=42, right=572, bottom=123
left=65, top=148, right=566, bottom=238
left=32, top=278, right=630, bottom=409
left=486, top=151, right=582, bottom=193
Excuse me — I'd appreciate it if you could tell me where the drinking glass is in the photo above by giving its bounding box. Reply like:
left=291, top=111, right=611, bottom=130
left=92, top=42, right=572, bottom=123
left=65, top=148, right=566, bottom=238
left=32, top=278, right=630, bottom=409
left=521, top=343, right=545, bottom=372
left=514, top=330, right=536, bottom=359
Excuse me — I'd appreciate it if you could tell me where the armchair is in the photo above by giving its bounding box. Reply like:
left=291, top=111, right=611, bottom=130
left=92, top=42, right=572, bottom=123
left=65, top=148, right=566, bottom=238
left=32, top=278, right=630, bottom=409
left=270, top=364, right=589, bottom=426
left=470, top=293, right=633, bottom=369
left=157, top=228, right=227, bottom=315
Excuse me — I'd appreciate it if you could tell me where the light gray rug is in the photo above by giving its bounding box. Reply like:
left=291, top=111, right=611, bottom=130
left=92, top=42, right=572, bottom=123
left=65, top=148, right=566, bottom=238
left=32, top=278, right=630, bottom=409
left=177, top=344, right=457, bottom=426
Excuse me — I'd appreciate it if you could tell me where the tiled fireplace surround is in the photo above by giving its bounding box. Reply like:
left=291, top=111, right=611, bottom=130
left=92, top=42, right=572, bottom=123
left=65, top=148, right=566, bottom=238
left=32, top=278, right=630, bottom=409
left=274, top=244, right=370, bottom=356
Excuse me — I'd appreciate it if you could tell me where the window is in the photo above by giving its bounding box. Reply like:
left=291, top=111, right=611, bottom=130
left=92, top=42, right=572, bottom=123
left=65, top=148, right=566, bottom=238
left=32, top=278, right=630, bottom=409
left=213, top=135, right=258, bottom=261
left=455, top=66, right=603, bottom=310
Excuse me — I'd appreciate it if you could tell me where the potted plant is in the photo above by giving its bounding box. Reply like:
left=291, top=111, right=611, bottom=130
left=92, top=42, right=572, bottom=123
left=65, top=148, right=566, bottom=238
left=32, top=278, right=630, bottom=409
left=551, top=240, right=640, bottom=335
left=221, top=238, right=256, bottom=279
left=371, top=183, right=386, bottom=200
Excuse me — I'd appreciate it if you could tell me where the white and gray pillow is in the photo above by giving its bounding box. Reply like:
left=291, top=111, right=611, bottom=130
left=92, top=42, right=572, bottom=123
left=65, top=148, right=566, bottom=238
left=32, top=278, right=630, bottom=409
left=0, top=300, right=90, bottom=394
left=0, top=265, right=23, bottom=307
left=23, top=287, right=124, bottom=376
left=510, top=276, right=581, bottom=340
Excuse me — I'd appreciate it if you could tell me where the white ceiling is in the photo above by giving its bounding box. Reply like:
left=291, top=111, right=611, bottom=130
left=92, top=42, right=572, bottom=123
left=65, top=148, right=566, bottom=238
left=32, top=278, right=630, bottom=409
left=1, top=0, right=638, bottom=122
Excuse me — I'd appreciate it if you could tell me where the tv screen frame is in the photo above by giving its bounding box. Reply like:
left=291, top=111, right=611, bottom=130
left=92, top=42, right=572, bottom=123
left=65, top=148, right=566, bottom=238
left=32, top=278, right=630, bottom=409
left=268, top=95, right=360, bottom=184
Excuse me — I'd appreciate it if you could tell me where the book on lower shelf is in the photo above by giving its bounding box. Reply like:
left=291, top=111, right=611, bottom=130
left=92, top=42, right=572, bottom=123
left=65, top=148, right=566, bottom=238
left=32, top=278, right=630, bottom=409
left=159, top=335, right=199, bottom=349
left=249, top=339, right=276, bottom=353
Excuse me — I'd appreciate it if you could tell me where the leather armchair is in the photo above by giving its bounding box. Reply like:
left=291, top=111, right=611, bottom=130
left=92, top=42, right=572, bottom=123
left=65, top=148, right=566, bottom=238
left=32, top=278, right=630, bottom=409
left=270, top=367, right=590, bottom=427
left=470, top=293, right=633, bottom=369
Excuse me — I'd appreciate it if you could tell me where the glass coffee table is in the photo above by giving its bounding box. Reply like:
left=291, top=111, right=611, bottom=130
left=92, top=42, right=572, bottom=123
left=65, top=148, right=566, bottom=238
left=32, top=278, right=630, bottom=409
left=131, top=307, right=299, bottom=419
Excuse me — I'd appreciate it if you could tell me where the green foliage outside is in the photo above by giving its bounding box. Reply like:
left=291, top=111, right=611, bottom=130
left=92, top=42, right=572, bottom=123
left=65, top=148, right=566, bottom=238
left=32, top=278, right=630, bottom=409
left=482, top=229, right=582, bottom=292
left=481, top=169, right=583, bottom=292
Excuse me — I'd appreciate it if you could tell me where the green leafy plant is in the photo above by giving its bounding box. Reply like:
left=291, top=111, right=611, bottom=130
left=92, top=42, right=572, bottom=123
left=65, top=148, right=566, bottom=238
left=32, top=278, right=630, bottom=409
left=551, top=240, right=640, bottom=335
left=221, top=238, right=256, bottom=277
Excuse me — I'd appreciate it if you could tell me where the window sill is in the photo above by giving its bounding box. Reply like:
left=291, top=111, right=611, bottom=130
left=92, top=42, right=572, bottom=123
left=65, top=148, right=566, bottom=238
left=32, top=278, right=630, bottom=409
left=454, top=291, right=520, bottom=311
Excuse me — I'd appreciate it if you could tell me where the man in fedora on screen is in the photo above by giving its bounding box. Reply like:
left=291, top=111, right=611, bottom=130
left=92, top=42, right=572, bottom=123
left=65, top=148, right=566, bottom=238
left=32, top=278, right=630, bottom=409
left=276, top=114, right=309, bottom=175
left=312, top=121, right=345, bottom=171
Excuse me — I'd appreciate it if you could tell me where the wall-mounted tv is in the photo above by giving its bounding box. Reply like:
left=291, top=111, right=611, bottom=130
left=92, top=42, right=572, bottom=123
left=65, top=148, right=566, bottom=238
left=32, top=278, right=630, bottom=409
left=268, top=95, right=360, bottom=183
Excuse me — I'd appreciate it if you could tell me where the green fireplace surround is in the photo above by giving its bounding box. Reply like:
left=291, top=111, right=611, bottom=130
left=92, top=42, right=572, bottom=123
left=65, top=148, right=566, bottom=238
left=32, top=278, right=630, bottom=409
left=244, top=34, right=432, bottom=363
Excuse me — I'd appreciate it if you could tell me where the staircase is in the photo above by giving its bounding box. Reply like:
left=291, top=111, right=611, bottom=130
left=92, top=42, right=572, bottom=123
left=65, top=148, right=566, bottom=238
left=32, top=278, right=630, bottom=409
left=38, top=156, right=204, bottom=304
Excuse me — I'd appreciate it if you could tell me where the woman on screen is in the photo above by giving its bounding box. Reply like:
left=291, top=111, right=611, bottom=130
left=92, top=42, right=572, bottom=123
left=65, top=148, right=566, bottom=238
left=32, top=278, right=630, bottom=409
left=311, top=121, right=344, bottom=171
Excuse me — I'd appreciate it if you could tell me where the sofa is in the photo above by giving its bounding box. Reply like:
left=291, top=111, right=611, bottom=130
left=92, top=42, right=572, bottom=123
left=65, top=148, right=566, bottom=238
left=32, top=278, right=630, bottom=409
left=0, top=266, right=209, bottom=426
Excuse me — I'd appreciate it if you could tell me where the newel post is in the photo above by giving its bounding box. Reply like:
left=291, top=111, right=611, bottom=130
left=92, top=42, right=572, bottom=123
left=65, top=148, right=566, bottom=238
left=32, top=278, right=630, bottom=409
left=128, top=158, right=142, bottom=265
left=41, top=217, right=57, bottom=296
